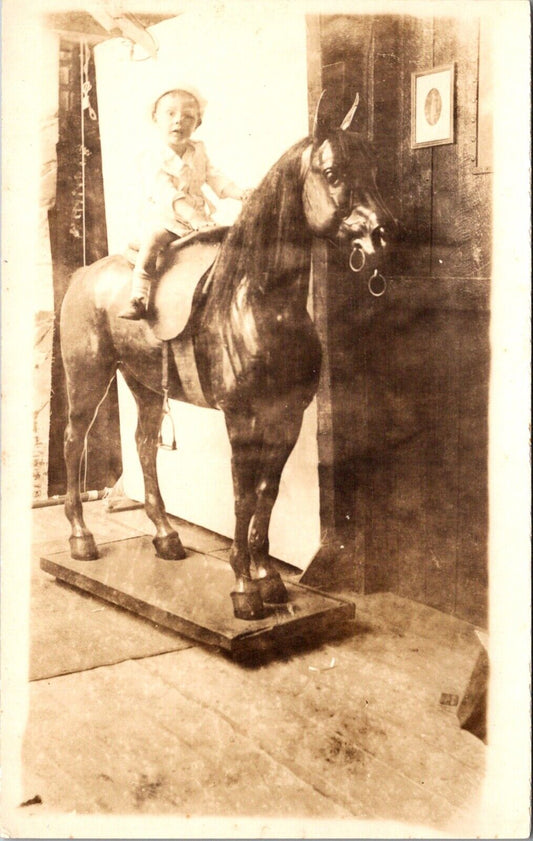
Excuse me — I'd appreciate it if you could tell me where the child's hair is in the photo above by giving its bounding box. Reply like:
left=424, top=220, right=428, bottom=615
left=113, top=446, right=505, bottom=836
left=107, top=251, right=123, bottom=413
left=151, top=88, right=205, bottom=127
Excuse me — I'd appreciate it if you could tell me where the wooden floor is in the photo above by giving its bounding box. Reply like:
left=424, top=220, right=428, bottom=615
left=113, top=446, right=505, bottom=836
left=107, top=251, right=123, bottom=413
left=20, top=501, right=486, bottom=832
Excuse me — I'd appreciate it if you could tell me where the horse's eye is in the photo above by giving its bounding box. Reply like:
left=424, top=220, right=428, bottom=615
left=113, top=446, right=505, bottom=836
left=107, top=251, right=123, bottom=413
left=324, top=169, right=341, bottom=187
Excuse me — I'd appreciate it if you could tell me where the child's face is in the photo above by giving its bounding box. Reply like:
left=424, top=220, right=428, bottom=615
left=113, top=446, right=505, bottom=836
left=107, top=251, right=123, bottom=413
left=153, top=91, right=200, bottom=152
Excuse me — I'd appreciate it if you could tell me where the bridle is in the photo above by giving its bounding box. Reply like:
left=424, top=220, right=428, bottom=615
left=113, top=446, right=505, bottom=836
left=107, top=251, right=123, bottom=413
left=301, top=141, right=389, bottom=296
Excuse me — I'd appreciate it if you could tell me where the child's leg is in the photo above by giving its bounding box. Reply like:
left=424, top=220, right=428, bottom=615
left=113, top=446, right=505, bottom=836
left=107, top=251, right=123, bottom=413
left=120, top=228, right=176, bottom=319
left=133, top=228, right=176, bottom=300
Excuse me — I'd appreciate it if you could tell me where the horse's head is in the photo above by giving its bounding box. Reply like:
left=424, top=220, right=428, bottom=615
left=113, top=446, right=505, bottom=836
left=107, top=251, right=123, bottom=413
left=302, top=92, right=397, bottom=271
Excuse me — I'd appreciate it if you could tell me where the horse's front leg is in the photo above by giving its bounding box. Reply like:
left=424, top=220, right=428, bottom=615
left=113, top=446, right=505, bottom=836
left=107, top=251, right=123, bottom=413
left=225, top=411, right=265, bottom=620
left=121, top=370, right=186, bottom=560
left=248, top=409, right=306, bottom=604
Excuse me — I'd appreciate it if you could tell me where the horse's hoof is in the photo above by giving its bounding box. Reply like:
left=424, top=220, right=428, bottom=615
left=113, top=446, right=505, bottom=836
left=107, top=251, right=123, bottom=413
left=69, top=534, right=99, bottom=561
left=153, top=533, right=186, bottom=560
left=230, top=584, right=266, bottom=621
left=257, top=572, right=289, bottom=604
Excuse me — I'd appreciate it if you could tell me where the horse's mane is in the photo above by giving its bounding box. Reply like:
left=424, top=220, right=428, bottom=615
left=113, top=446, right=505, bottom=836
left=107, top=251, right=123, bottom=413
left=211, top=137, right=312, bottom=308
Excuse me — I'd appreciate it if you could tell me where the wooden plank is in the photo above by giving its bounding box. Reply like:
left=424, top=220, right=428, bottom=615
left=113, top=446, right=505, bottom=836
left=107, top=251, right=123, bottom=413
left=40, top=536, right=355, bottom=658
left=422, top=307, right=460, bottom=615
left=141, top=645, right=481, bottom=827
left=257, top=645, right=483, bottom=808
left=23, top=553, right=485, bottom=826
left=372, top=17, right=402, bottom=195
left=31, top=506, right=193, bottom=679
left=454, top=307, right=489, bottom=626
left=32, top=551, right=192, bottom=682
left=169, top=592, right=486, bottom=783
left=397, top=15, right=433, bottom=277
left=362, top=291, right=433, bottom=599
left=319, top=15, right=374, bottom=134
left=311, top=241, right=337, bottom=541
left=305, top=15, right=322, bottom=133
left=303, top=241, right=360, bottom=590
left=432, top=17, right=492, bottom=279
left=32, top=500, right=140, bottom=546
left=23, top=658, right=351, bottom=817
left=111, top=507, right=232, bottom=555
left=31, top=503, right=195, bottom=680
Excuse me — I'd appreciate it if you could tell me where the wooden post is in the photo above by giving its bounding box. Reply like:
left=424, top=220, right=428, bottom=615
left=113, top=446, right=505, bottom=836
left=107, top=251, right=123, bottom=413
left=47, top=37, right=121, bottom=496
left=301, top=241, right=360, bottom=591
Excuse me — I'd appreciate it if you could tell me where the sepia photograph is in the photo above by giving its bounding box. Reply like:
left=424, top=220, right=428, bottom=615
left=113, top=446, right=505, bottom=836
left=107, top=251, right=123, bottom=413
left=1, top=0, right=530, bottom=837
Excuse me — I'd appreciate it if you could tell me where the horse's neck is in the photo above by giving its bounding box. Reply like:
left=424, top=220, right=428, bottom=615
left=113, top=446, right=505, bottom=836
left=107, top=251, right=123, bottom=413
left=208, top=140, right=313, bottom=314
left=246, top=145, right=313, bottom=301
left=260, top=233, right=313, bottom=299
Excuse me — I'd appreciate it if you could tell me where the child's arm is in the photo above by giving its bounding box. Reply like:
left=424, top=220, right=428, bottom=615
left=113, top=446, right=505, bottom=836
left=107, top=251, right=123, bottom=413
left=218, top=182, right=245, bottom=201
left=207, top=168, right=244, bottom=201
left=152, top=170, right=212, bottom=230
left=172, top=197, right=214, bottom=230
left=199, top=143, right=246, bottom=201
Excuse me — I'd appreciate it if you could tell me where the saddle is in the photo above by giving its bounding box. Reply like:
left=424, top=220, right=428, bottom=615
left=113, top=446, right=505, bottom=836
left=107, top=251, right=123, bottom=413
left=125, top=226, right=228, bottom=341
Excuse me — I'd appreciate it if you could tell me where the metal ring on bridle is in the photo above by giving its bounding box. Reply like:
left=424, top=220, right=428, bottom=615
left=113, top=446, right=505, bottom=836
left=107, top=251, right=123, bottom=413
left=368, top=269, right=387, bottom=297
left=349, top=244, right=366, bottom=273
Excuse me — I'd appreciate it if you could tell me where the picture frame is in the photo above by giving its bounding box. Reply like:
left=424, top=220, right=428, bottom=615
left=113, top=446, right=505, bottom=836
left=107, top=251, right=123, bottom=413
left=411, top=63, right=455, bottom=148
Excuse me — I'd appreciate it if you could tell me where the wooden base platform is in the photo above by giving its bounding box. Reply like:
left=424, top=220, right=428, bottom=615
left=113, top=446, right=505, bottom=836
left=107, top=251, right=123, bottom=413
left=40, top=535, right=355, bottom=658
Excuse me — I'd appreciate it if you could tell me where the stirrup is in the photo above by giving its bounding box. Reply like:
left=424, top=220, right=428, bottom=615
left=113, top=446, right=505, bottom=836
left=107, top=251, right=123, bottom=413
left=158, top=341, right=177, bottom=450
left=158, top=388, right=177, bottom=451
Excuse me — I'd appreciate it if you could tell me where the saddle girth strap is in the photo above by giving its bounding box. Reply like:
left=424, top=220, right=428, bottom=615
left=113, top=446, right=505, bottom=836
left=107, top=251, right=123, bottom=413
left=172, top=334, right=211, bottom=409
left=170, top=254, right=218, bottom=410
left=162, top=338, right=170, bottom=391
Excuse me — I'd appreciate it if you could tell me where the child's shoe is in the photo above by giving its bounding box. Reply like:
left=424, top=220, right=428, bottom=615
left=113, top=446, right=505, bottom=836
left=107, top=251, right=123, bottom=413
left=119, top=297, right=147, bottom=320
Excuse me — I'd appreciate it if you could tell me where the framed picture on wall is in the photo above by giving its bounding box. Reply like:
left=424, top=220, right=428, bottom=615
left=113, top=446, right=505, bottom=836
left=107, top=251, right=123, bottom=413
left=411, top=63, right=455, bottom=148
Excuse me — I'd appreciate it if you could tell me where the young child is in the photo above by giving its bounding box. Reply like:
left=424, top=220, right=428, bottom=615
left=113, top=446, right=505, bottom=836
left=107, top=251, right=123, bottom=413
left=120, top=85, right=247, bottom=319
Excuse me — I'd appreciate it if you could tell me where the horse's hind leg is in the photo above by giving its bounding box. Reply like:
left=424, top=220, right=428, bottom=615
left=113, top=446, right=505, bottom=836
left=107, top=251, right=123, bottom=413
left=64, top=366, right=116, bottom=560
left=120, top=369, right=186, bottom=560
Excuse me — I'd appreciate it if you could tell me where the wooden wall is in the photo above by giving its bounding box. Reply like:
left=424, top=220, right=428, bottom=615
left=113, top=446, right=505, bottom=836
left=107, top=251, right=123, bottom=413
left=47, top=39, right=121, bottom=496
left=303, top=15, right=491, bottom=628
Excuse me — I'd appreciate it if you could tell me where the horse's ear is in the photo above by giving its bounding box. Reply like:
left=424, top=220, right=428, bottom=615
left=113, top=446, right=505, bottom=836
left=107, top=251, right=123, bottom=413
left=340, top=92, right=360, bottom=132
left=312, top=90, right=329, bottom=144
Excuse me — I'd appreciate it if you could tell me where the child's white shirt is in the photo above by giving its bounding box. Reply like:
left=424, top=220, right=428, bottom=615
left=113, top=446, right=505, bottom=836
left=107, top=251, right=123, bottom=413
left=136, top=139, right=239, bottom=236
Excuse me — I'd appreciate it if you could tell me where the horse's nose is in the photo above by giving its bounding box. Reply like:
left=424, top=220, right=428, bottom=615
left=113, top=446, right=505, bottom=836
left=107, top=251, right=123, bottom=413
left=371, top=225, right=390, bottom=251
left=372, top=219, right=400, bottom=250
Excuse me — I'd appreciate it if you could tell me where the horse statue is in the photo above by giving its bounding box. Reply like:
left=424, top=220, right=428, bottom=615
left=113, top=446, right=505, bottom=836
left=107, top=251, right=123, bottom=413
left=60, top=92, right=395, bottom=620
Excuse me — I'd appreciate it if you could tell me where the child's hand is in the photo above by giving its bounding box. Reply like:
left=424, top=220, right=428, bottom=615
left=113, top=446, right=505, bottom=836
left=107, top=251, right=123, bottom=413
left=189, top=214, right=215, bottom=231
left=220, top=185, right=253, bottom=202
